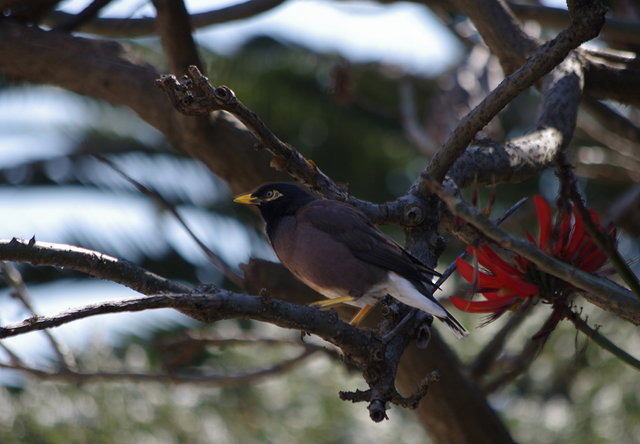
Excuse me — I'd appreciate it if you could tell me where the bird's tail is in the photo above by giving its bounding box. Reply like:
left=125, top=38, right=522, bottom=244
left=437, top=310, right=469, bottom=339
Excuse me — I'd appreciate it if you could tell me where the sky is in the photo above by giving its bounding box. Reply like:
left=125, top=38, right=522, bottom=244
left=61, top=0, right=462, bottom=76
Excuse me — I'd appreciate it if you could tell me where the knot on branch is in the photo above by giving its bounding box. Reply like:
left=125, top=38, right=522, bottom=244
left=339, top=370, right=441, bottom=422
left=404, top=203, right=425, bottom=225
left=155, top=65, right=239, bottom=116
left=213, top=85, right=237, bottom=105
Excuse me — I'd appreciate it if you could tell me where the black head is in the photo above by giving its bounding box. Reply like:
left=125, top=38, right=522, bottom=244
left=233, top=182, right=316, bottom=223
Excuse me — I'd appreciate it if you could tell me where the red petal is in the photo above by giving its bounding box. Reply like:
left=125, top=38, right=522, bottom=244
left=489, top=262, right=540, bottom=297
left=525, top=231, right=537, bottom=245
left=456, top=257, right=505, bottom=288
left=578, top=247, right=607, bottom=272
left=476, top=244, right=521, bottom=276
left=450, top=295, right=518, bottom=313
left=534, top=196, right=552, bottom=252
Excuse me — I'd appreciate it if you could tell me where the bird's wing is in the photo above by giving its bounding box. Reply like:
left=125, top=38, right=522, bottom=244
left=299, top=200, right=440, bottom=282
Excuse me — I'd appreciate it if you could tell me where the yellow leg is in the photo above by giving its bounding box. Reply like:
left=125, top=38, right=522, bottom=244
left=309, top=295, right=356, bottom=310
left=349, top=305, right=373, bottom=326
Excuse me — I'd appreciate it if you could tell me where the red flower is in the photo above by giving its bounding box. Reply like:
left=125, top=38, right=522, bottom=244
left=451, top=196, right=615, bottom=314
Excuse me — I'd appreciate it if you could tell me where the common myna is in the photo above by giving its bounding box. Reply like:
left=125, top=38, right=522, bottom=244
left=234, top=183, right=468, bottom=338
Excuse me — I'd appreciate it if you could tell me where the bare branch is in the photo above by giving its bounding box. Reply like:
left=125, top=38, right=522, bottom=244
left=0, top=238, right=190, bottom=296
left=155, top=65, right=422, bottom=226
left=419, top=2, right=606, bottom=188
left=448, top=0, right=538, bottom=73
left=44, top=0, right=287, bottom=38
left=0, top=348, right=320, bottom=386
left=1, top=263, right=77, bottom=370
left=438, top=0, right=640, bottom=106
left=0, top=21, right=284, bottom=195
left=95, top=155, right=244, bottom=287
left=468, top=301, right=533, bottom=380
left=0, top=238, right=443, bottom=419
left=446, top=53, right=585, bottom=187
left=564, top=308, right=640, bottom=371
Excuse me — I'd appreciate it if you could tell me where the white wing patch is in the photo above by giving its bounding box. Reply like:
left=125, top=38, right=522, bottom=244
left=368, top=272, right=447, bottom=318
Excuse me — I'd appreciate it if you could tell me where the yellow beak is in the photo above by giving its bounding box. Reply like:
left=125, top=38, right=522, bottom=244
left=233, top=193, right=259, bottom=205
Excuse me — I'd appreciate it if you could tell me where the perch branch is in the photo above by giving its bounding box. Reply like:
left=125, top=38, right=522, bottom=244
left=0, top=238, right=438, bottom=420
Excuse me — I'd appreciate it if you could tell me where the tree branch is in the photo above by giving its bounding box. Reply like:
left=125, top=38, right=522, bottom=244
left=0, top=238, right=443, bottom=420
left=419, top=1, right=606, bottom=188
left=0, top=262, right=78, bottom=370
left=564, top=308, right=640, bottom=371
left=0, top=21, right=284, bottom=194
left=44, top=0, right=287, bottom=38
left=155, top=65, right=426, bottom=226
left=0, top=348, right=320, bottom=386
left=446, top=52, right=585, bottom=187
left=0, top=238, right=190, bottom=295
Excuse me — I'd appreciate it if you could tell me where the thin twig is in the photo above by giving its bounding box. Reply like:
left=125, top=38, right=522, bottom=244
left=468, top=301, right=533, bottom=380
left=95, top=155, right=244, bottom=287
left=482, top=310, right=557, bottom=393
left=564, top=308, right=640, bottom=371
left=1, top=263, right=77, bottom=370
left=0, top=348, right=319, bottom=386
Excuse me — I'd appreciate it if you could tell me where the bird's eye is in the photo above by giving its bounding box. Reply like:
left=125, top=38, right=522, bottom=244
left=263, top=190, right=281, bottom=201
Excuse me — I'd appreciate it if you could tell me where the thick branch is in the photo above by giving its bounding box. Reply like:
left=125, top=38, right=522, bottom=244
left=448, top=0, right=538, bottom=73
left=447, top=53, right=585, bottom=187
left=0, top=238, right=190, bottom=296
left=420, top=2, right=605, bottom=188
left=0, top=21, right=283, bottom=193
left=0, top=20, right=170, bottom=131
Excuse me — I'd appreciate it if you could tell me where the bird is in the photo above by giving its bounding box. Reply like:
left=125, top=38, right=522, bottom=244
left=234, top=182, right=468, bottom=339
